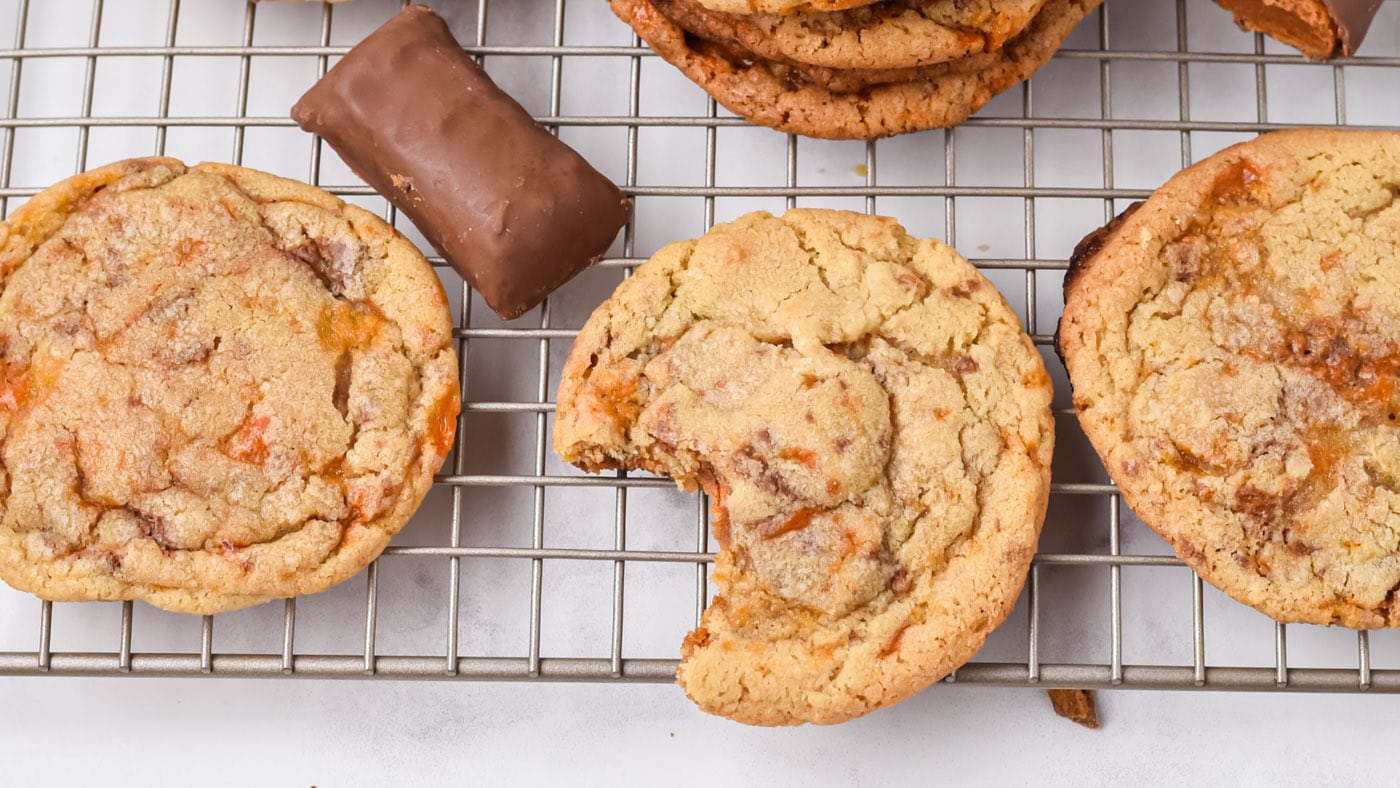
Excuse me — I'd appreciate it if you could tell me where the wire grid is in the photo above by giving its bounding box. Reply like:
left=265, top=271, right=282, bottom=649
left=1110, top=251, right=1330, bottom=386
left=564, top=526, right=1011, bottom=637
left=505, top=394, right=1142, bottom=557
left=0, top=0, right=1399, bottom=692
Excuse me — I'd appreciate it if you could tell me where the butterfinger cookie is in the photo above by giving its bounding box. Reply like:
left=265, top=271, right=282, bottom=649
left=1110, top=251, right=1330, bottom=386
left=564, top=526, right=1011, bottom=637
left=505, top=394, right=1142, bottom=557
left=1060, top=128, right=1400, bottom=628
left=691, top=0, right=880, bottom=14
left=655, top=0, right=1047, bottom=71
left=555, top=209, right=1054, bottom=725
left=613, top=0, right=1100, bottom=139
left=0, top=158, right=459, bottom=614
left=647, top=16, right=1003, bottom=94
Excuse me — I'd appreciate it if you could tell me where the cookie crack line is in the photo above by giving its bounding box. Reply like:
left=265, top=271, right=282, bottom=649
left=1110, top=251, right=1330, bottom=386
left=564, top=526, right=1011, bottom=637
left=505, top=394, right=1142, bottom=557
left=11, top=307, right=414, bottom=554
left=248, top=204, right=424, bottom=373
left=201, top=167, right=431, bottom=381
left=1117, top=154, right=1400, bottom=442
left=1148, top=177, right=1397, bottom=431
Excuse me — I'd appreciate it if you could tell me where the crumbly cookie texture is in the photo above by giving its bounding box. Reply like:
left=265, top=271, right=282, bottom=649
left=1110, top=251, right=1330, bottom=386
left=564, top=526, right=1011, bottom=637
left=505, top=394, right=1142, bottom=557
left=1060, top=128, right=1400, bottom=629
left=0, top=157, right=459, bottom=614
left=613, top=0, right=1099, bottom=140
left=555, top=209, right=1053, bottom=725
left=656, top=0, right=1047, bottom=72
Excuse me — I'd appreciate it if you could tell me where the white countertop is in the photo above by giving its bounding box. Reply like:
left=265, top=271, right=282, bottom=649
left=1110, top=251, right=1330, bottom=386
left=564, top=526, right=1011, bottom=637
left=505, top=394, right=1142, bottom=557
left=4, top=676, right=1397, bottom=784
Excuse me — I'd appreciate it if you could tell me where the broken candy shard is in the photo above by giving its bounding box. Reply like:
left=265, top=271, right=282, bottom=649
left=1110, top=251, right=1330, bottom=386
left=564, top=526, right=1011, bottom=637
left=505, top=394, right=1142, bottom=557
left=1323, top=0, right=1385, bottom=55
left=1214, top=0, right=1383, bottom=59
left=291, top=4, right=632, bottom=320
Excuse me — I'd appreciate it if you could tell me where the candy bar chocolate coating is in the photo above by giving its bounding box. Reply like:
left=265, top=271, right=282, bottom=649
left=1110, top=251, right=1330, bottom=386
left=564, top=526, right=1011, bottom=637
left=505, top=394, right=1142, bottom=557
left=1215, top=0, right=1383, bottom=58
left=1323, top=0, right=1384, bottom=55
left=291, top=5, right=631, bottom=320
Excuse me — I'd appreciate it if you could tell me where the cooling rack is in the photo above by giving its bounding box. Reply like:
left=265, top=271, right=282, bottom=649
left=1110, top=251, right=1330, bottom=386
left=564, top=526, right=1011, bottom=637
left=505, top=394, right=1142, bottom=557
left=1, top=0, right=1400, bottom=695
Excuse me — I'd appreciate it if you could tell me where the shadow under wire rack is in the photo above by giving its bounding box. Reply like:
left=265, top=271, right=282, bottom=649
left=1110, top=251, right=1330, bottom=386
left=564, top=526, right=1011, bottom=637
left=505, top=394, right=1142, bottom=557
left=2, top=0, right=1400, bottom=692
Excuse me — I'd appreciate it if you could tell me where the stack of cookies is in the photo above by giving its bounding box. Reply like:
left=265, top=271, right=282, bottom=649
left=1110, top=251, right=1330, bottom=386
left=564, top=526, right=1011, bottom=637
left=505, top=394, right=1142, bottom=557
left=611, top=0, right=1102, bottom=140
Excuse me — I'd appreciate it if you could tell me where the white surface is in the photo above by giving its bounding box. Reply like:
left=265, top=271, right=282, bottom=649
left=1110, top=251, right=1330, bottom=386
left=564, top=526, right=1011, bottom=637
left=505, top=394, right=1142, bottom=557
left=3, top=677, right=1400, bottom=785
left=2, top=0, right=1400, bottom=784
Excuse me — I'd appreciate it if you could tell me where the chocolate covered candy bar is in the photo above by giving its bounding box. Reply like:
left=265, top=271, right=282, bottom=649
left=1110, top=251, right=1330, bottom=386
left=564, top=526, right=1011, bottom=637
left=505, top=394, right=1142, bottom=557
left=1215, top=0, right=1384, bottom=59
left=292, top=5, right=632, bottom=319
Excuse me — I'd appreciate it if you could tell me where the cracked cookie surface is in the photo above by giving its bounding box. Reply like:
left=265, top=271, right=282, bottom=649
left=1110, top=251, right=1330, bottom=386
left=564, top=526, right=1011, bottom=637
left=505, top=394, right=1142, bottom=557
left=1059, top=128, right=1400, bottom=628
left=612, top=0, right=1099, bottom=139
left=0, top=157, right=459, bottom=614
left=655, top=0, right=1046, bottom=72
left=555, top=209, right=1053, bottom=725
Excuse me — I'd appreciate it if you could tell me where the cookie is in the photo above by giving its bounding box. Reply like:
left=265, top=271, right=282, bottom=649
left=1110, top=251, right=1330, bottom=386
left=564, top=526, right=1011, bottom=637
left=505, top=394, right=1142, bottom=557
left=0, top=158, right=459, bottom=614
left=784, top=51, right=1002, bottom=94
left=613, top=0, right=1100, bottom=139
left=555, top=209, right=1054, bottom=725
left=652, top=0, right=1019, bottom=93
left=690, top=0, right=881, bottom=14
left=655, top=0, right=1047, bottom=72
left=652, top=20, right=1002, bottom=94
left=1059, top=128, right=1400, bottom=628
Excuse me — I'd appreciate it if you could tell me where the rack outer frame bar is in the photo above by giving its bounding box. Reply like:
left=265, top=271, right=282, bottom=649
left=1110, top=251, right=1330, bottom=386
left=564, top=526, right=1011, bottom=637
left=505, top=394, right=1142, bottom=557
left=0, top=654, right=1389, bottom=691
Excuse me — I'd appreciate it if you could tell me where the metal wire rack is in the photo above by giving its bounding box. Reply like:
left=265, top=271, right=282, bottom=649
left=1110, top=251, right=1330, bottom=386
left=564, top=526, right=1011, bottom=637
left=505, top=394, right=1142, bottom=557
left=2, top=0, right=1400, bottom=694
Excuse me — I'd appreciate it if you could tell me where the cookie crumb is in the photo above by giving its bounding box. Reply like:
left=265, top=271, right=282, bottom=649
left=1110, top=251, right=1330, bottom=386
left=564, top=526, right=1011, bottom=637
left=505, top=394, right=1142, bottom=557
left=1047, top=688, right=1100, bottom=729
